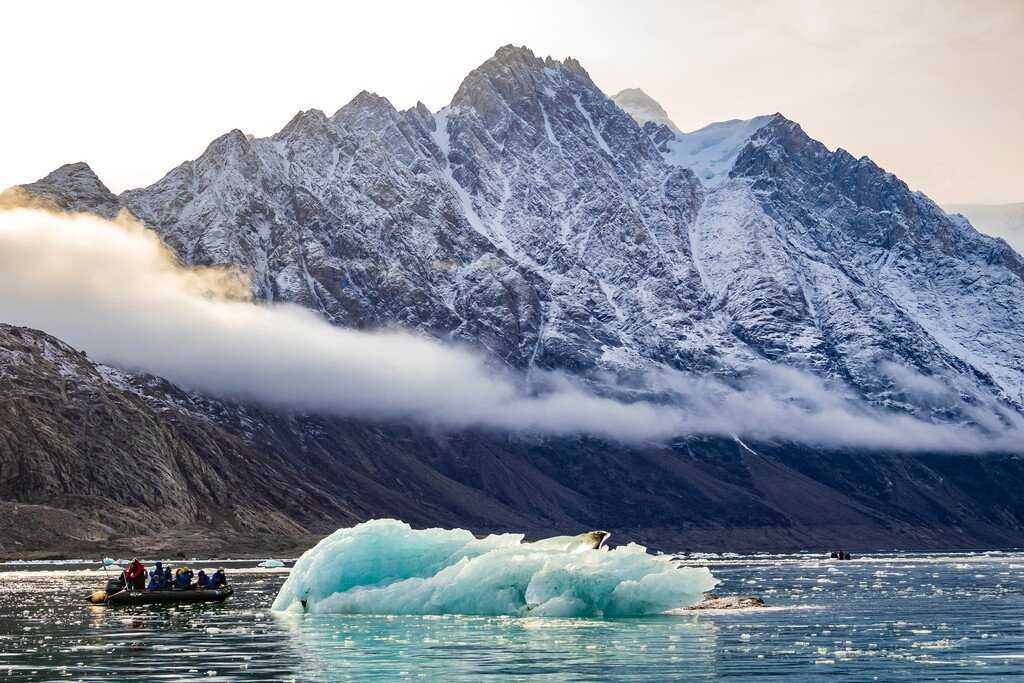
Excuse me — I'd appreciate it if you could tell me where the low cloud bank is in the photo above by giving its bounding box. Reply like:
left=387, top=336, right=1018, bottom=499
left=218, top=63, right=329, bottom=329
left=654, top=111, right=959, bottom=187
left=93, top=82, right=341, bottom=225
left=0, top=207, right=1020, bottom=452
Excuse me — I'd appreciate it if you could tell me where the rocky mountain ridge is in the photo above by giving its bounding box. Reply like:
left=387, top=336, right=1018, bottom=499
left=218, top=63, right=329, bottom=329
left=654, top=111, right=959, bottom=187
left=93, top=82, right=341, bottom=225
left=16, top=45, right=1023, bottom=418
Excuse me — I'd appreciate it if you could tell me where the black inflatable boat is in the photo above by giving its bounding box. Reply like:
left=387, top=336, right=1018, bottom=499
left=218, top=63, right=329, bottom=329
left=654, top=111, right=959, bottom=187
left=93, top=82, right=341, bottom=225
left=88, top=586, right=233, bottom=605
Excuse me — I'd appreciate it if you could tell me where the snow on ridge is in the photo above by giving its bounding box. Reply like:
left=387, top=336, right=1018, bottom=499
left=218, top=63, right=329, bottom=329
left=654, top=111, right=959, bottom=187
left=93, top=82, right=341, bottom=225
left=573, top=94, right=613, bottom=156
left=662, top=115, right=775, bottom=188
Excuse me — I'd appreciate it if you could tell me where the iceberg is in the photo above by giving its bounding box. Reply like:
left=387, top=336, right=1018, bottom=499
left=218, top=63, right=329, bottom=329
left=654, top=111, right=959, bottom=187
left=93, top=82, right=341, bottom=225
left=258, top=559, right=285, bottom=568
left=272, top=519, right=717, bottom=617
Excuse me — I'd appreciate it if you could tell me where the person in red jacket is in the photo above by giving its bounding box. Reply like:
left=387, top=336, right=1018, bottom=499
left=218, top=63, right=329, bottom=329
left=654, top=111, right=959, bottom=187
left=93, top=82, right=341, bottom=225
left=124, top=558, right=147, bottom=591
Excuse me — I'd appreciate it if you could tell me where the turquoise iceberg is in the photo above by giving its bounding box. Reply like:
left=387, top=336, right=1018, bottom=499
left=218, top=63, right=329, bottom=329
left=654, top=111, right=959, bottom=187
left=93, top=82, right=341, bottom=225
left=273, top=519, right=716, bottom=617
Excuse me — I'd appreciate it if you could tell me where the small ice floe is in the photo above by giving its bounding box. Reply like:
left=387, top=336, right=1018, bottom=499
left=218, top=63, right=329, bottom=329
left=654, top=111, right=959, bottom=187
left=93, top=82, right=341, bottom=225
left=258, top=559, right=285, bottom=568
left=912, top=638, right=958, bottom=650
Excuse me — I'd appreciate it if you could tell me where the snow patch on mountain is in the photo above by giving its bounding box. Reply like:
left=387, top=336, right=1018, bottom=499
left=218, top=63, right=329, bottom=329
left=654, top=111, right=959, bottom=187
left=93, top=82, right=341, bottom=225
left=661, top=116, right=775, bottom=187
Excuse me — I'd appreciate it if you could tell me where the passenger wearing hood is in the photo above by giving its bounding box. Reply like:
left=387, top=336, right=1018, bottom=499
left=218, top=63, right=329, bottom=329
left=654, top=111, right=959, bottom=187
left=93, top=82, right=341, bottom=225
left=124, top=559, right=147, bottom=591
left=147, top=561, right=166, bottom=590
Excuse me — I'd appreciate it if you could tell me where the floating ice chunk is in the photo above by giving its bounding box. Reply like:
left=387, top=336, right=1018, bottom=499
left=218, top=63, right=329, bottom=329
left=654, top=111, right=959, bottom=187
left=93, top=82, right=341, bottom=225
left=272, top=519, right=717, bottom=617
left=258, top=559, right=285, bottom=568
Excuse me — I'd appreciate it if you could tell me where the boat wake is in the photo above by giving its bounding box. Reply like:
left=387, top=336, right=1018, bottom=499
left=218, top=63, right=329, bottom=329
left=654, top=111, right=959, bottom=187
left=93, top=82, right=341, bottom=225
left=272, top=519, right=717, bottom=617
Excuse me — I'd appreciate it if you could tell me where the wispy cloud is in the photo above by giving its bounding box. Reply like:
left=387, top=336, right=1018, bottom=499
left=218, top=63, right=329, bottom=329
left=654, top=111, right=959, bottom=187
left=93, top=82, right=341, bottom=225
left=0, top=206, right=1019, bottom=452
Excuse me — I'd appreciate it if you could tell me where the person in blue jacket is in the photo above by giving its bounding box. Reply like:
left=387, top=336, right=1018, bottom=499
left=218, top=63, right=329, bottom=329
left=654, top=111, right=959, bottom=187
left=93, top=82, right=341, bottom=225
left=174, top=566, right=194, bottom=589
left=196, top=570, right=210, bottom=589
left=147, top=561, right=165, bottom=591
left=163, top=566, right=173, bottom=588
left=208, top=568, right=228, bottom=589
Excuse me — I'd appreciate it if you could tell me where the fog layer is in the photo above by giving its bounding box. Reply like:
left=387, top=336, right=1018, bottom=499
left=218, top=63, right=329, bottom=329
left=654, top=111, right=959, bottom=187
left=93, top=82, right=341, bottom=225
left=0, top=207, right=1019, bottom=451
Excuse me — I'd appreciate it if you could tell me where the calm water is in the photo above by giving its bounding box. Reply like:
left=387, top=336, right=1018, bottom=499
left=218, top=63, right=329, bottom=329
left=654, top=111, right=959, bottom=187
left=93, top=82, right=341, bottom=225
left=2, top=552, right=1024, bottom=681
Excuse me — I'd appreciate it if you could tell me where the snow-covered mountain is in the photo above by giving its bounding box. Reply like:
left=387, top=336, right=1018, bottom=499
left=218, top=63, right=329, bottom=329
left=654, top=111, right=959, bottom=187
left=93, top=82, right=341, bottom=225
left=6, top=44, right=1024, bottom=553
left=17, top=44, right=1024, bottom=421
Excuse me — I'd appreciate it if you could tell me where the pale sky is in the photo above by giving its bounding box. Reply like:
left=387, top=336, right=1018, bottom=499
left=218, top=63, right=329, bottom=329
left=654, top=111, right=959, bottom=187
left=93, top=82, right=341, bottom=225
left=2, top=0, right=1020, bottom=204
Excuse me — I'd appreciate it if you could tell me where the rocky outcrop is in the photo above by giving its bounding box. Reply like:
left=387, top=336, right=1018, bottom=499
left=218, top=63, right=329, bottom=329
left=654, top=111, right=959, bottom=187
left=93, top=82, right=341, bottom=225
left=688, top=594, right=766, bottom=610
left=1, top=162, right=120, bottom=216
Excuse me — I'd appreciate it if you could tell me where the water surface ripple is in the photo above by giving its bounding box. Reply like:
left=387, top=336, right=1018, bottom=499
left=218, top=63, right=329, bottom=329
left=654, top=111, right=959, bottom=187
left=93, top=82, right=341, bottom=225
left=2, top=551, right=1024, bottom=680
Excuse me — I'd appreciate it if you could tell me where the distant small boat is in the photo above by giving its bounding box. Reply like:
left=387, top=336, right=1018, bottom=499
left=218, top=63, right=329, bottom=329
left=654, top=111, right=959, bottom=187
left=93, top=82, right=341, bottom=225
left=88, top=587, right=233, bottom=606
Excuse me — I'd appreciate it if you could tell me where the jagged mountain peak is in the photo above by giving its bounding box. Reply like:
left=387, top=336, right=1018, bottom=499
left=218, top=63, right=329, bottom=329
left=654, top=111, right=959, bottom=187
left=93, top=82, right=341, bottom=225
left=491, top=43, right=540, bottom=64
left=196, top=129, right=255, bottom=165
left=274, top=108, right=331, bottom=140
left=332, top=90, right=403, bottom=138
left=40, top=161, right=100, bottom=180
left=335, top=90, right=397, bottom=116
left=443, top=43, right=659, bottom=175
left=486, top=44, right=589, bottom=76
left=450, top=45, right=597, bottom=114
left=30, top=161, right=109, bottom=194
left=5, top=160, right=118, bottom=216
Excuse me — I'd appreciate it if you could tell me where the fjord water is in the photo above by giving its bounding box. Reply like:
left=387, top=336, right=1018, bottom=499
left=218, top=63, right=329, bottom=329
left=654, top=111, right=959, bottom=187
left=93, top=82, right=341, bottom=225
left=2, top=553, right=1024, bottom=681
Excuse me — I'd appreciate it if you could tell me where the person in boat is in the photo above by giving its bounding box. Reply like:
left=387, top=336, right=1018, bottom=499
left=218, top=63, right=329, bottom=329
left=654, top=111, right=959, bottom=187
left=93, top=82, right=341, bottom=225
left=196, top=570, right=210, bottom=590
left=147, top=561, right=166, bottom=591
left=163, top=565, right=173, bottom=588
left=208, top=568, right=228, bottom=590
left=174, top=566, right=194, bottom=590
left=124, top=559, right=147, bottom=591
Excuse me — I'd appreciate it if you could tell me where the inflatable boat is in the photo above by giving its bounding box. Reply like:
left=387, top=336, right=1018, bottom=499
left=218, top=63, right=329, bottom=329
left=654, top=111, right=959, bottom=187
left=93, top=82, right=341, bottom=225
left=88, top=586, right=233, bottom=605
